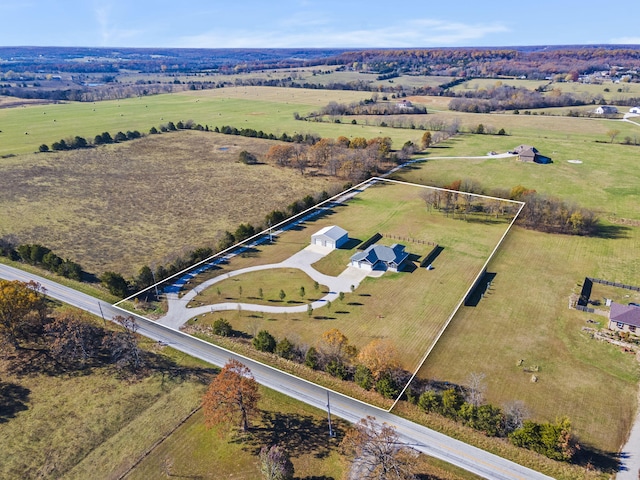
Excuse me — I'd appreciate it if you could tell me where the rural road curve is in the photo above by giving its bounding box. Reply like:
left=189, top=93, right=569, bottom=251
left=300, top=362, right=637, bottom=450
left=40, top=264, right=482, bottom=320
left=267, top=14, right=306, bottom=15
left=0, top=263, right=553, bottom=480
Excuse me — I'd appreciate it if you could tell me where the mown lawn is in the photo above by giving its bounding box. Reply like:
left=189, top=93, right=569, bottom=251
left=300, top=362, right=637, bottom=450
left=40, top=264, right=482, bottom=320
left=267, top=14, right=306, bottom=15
left=188, top=180, right=516, bottom=372
left=187, top=268, right=329, bottom=308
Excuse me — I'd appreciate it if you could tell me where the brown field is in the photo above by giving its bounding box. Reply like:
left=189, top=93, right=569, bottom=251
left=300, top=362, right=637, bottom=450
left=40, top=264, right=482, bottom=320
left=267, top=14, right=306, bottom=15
left=0, top=130, right=341, bottom=277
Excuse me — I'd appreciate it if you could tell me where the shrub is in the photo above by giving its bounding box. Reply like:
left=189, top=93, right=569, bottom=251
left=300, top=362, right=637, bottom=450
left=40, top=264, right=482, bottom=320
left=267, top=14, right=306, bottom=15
left=275, top=338, right=295, bottom=360
left=375, top=373, right=399, bottom=399
left=238, top=150, right=257, bottom=165
left=325, top=359, right=348, bottom=380
left=212, top=318, right=232, bottom=336
left=305, top=346, right=319, bottom=369
left=354, top=364, right=374, bottom=390
left=253, top=330, right=276, bottom=353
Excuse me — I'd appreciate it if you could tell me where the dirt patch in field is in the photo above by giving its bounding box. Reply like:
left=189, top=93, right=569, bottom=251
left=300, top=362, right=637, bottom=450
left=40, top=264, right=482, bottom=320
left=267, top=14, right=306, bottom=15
left=0, top=96, right=55, bottom=109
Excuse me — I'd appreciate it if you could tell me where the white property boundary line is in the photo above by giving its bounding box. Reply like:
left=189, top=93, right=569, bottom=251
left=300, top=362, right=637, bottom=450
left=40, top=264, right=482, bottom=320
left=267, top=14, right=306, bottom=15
left=109, top=301, right=391, bottom=414
left=390, top=192, right=525, bottom=411
left=115, top=174, right=526, bottom=415
left=114, top=176, right=376, bottom=307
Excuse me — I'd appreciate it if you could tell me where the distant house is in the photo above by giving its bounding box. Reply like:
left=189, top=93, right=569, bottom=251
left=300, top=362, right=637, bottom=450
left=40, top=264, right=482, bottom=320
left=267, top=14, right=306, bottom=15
left=608, top=302, right=640, bottom=334
left=512, top=145, right=538, bottom=162
left=311, top=226, right=348, bottom=250
left=350, top=244, right=409, bottom=272
left=594, top=105, right=618, bottom=115
left=397, top=99, right=413, bottom=110
left=511, top=144, right=552, bottom=164
left=629, top=106, right=640, bottom=115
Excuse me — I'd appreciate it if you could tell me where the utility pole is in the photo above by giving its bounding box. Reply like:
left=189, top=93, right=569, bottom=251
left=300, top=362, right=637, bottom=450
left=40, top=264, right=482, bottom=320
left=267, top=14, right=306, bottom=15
left=98, top=302, right=106, bottom=326
left=151, top=269, right=160, bottom=299
left=327, top=391, right=336, bottom=437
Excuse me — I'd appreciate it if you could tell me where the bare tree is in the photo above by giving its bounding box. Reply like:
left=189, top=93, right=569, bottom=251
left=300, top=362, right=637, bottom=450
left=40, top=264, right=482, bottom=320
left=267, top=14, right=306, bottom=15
left=465, top=372, right=487, bottom=408
left=503, top=400, right=530, bottom=434
left=341, top=416, right=417, bottom=480
left=259, top=444, right=294, bottom=480
left=607, top=129, right=621, bottom=143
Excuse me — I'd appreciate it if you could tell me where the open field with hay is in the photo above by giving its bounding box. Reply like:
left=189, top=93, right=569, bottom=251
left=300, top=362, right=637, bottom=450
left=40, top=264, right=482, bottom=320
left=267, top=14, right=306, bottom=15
left=0, top=86, right=424, bottom=156
left=0, top=130, right=341, bottom=277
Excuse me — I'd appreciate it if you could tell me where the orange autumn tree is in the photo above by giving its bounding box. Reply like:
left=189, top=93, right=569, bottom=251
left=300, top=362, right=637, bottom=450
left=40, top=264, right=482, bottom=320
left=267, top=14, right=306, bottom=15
left=0, top=279, right=48, bottom=348
left=202, top=359, right=260, bottom=431
left=357, top=339, right=400, bottom=380
left=321, top=328, right=357, bottom=363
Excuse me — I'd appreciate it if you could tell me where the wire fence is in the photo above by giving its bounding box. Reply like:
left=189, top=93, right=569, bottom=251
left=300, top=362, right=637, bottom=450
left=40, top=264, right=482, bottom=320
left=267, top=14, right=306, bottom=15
left=383, top=233, right=437, bottom=246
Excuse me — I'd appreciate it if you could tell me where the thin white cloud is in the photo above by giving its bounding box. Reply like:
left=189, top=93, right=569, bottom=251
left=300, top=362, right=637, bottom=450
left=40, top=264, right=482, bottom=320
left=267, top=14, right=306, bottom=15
left=178, top=18, right=510, bottom=48
left=94, top=5, right=112, bottom=45
left=94, top=3, right=144, bottom=46
left=609, top=36, right=640, bottom=45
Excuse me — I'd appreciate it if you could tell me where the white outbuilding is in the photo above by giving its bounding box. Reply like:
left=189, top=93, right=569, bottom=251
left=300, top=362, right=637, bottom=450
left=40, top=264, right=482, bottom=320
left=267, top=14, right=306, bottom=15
left=630, top=106, right=640, bottom=114
left=311, top=225, right=348, bottom=250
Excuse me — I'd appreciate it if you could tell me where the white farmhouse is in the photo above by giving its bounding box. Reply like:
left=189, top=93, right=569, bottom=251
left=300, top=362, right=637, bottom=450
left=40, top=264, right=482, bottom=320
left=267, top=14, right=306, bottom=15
left=594, top=105, right=618, bottom=115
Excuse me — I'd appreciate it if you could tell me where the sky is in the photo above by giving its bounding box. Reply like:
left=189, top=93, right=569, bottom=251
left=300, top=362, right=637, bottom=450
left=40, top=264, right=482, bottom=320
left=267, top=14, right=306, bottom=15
left=1, top=0, right=639, bottom=49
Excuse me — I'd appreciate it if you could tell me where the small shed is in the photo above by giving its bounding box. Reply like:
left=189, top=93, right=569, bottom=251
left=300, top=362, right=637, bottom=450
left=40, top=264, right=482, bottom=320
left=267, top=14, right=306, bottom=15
left=630, top=106, right=640, bottom=114
left=311, top=226, right=348, bottom=250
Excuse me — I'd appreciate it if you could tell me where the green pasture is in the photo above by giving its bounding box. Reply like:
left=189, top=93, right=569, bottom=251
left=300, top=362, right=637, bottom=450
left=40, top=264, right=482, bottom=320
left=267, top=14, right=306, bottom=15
left=127, top=386, right=478, bottom=480
left=0, top=87, right=423, bottom=156
left=417, top=226, right=640, bottom=453
left=393, top=126, right=640, bottom=453
left=0, top=340, right=210, bottom=480
left=557, top=81, right=640, bottom=103
left=188, top=180, right=516, bottom=371
left=450, top=78, right=549, bottom=93
left=127, top=387, right=347, bottom=480
left=399, top=132, right=640, bottom=220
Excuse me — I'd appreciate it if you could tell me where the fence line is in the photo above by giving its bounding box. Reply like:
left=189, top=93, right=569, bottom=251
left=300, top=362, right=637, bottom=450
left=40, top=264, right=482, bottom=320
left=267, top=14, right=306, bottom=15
left=586, top=277, right=640, bottom=292
left=382, top=233, right=436, bottom=247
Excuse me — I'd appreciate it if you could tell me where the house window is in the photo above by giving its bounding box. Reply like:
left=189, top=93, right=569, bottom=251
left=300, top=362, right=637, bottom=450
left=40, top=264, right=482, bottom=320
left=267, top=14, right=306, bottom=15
left=617, top=322, right=625, bottom=329
left=630, top=325, right=637, bottom=333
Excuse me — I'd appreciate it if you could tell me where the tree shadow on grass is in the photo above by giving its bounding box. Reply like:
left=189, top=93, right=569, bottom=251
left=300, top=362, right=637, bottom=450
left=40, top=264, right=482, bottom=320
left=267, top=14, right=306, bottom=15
left=0, top=381, right=30, bottom=423
left=572, top=444, right=620, bottom=474
left=237, top=411, right=344, bottom=460
left=592, top=224, right=630, bottom=239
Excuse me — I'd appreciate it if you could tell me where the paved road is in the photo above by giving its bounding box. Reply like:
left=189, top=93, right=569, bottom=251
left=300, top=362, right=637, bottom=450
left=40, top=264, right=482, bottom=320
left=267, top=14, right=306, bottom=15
left=617, top=385, right=640, bottom=479
left=0, top=263, right=552, bottom=480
